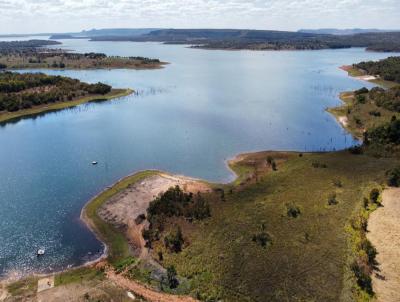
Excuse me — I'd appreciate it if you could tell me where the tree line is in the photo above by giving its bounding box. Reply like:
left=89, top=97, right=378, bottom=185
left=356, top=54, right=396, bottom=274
left=0, top=72, right=111, bottom=112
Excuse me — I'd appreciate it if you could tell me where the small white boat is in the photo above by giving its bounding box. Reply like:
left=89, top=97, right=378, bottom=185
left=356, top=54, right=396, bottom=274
left=92, top=161, right=98, bottom=165
left=37, top=249, right=45, bottom=256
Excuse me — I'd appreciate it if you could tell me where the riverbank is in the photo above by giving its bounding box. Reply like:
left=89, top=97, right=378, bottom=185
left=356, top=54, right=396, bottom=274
left=340, top=65, right=398, bottom=89
left=0, top=88, right=133, bottom=124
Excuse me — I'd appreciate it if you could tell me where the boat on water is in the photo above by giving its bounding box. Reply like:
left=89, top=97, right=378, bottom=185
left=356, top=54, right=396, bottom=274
left=92, top=161, right=98, bottom=165
left=37, top=249, right=45, bottom=256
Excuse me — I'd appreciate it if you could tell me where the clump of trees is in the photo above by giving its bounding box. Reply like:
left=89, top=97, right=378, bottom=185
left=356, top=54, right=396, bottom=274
left=0, top=72, right=111, bottom=113
left=142, top=186, right=211, bottom=249
left=355, top=56, right=400, bottom=84
left=164, top=226, right=184, bottom=253
left=364, top=118, right=400, bottom=146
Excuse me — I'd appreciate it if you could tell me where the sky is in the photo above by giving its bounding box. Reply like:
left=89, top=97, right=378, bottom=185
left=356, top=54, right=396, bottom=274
left=1, top=0, right=399, bottom=34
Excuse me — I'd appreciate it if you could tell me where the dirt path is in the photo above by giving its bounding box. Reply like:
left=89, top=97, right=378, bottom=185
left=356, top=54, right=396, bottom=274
left=107, top=270, right=198, bottom=302
left=368, top=188, right=400, bottom=302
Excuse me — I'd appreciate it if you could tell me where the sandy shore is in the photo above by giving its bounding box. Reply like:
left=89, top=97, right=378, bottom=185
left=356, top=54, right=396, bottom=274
left=367, top=188, right=400, bottom=302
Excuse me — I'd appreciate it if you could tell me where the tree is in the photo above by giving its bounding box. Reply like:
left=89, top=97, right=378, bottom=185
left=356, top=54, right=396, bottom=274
left=164, top=226, right=184, bottom=253
left=387, top=167, right=400, bottom=187
left=369, top=189, right=380, bottom=203
left=166, top=265, right=179, bottom=289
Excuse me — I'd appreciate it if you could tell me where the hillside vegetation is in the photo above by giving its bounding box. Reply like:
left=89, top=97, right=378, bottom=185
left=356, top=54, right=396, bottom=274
left=0, top=72, right=132, bottom=123
left=91, top=29, right=400, bottom=51
left=0, top=40, right=165, bottom=70
left=354, top=56, right=400, bottom=84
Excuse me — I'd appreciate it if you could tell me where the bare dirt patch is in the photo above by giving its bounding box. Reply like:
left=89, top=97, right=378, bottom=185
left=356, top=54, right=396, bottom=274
left=368, top=188, right=400, bottom=302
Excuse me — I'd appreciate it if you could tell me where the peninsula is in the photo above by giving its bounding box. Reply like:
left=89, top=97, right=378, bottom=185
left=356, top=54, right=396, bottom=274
left=0, top=72, right=132, bottom=123
left=0, top=40, right=166, bottom=70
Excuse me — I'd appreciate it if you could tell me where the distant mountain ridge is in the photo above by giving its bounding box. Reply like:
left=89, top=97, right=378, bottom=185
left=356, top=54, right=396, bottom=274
left=298, top=28, right=399, bottom=35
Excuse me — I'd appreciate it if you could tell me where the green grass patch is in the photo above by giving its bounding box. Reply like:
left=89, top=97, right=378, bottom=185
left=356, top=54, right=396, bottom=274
left=6, top=276, right=38, bottom=297
left=54, top=266, right=105, bottom=286
left=157, top=151, right=397, bottom=301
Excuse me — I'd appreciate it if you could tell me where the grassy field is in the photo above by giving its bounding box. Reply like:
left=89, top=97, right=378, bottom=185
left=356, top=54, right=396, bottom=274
left=0, top=88, right=133, bottom=124
left=152, top=151, right=396, bottom=301
left=328, top=91, right=400, bottom=139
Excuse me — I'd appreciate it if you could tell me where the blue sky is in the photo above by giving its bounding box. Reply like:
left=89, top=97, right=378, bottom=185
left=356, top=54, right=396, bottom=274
left=1, top=0, right=399, bottom=34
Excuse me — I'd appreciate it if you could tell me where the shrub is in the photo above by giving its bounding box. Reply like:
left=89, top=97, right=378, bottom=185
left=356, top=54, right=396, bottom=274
left=166, top=266, right=179, bottom=289
left=286, top=203, right=301, bottom=218
left=348, top=145, right=363, bottom=154
left=252, top=231, right=272, bottom=248
left=328, top=193, right=338, bottom=205
left=164, top=226, right=184, bottom=253
left=350, top=261, right=373, bottom=295
left=386, top=167, right=400, bottom=187
left=333, top=179, right=342, bottom=187
left=355, top=87, right=369, bottom=95
left=369, top=189, right=380, bottom=203
left=0, top=63, right=7, bottom=69
left=360, top=239, right=377, bottom=265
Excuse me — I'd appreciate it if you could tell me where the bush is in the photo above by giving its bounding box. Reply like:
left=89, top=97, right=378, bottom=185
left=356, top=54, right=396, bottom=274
left=386, top=167, right=400, bottom=187
left=252, top=231, right=272, bottom=248
left=328, top=193, right=338, bottom=205
left=164, top=226, right=184, bottom=253
left=348, top=145, right=363, bottom=154
left=286, top=203, right=301, bottom=218
left=166, top=266, right=179, bottom=289
left=350, top=261, right=373, bottom=295
left=0, top=63, right=7, bottom=69
left=369, top=189, right=380, bottom=203
left=355, top=87, right=369, bottom=95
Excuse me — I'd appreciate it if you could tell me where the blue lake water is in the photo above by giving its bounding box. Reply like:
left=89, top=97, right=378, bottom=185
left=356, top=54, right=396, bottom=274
left=0, top=38, right=398, bottom=277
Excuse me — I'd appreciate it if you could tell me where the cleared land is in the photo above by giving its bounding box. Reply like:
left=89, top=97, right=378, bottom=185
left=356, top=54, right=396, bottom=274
left=368, top=188, right=400, bottom=302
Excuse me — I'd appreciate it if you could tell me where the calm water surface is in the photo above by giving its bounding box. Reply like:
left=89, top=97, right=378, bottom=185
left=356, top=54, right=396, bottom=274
left=0, top=39, right=398, bottom=276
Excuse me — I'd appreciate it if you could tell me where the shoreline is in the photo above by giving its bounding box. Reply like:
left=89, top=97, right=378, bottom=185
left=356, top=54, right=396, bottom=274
left=0, top=88, right=134, bottom=124
left=2, top=62, right=396, bottom=300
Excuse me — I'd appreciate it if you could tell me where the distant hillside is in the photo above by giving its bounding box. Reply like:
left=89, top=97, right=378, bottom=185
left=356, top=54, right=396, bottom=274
left=90, top=29, right=400, bottom=52
left=79, top=28, right=160, bottom=37
left=298, top=28, right=399, bottom=35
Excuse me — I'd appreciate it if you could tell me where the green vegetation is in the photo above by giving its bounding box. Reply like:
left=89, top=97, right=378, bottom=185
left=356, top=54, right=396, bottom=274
left=355, top=57, right=400, bottom=84
left=143, top=186, right=211, bottom=249
left=6, top=276, right=38, bottom=297
left=55, top=266, right=105, bottom=286
left=0, top=40, right=165, bottom=70
left=92, top=29, right=400, bottom=52
left=0, top=72, right=133, bottom=123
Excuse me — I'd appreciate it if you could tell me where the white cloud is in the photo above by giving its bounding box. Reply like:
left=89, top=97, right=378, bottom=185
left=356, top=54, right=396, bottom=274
left=1, top=0, right=399, bottom=34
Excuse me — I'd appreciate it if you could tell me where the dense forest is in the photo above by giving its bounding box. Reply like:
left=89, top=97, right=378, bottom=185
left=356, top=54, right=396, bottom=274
left=91, top=29, right=400, bottom=51
left=0, top=72, right=111, bottom=112
left=355, top=56, right=400, bottom=83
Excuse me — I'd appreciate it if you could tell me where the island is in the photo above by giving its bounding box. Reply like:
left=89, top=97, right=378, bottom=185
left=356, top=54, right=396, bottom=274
left=0, top=72, right=133, bottom=123
left=0, top=40, right=167, bottom=70
left=2, top=58, right=400, bottom=302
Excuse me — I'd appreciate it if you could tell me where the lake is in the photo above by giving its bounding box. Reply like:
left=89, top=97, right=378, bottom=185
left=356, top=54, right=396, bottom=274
left=0, top=38, right=398, bottom=277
